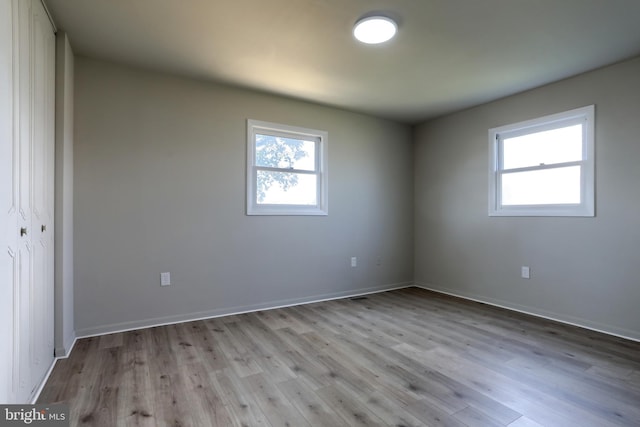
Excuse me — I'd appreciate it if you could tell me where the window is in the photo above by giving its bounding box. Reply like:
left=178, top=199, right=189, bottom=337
left=247, top=119, right=328, bottom=215
left=489, top=105, right=595, bottom=217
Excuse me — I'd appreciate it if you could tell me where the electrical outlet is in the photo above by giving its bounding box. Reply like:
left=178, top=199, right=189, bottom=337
left=521, top=266, right=530, bottom=279
left=351, top=257, right=357, bottom=267
left=160, top=272, right=171, bottom=286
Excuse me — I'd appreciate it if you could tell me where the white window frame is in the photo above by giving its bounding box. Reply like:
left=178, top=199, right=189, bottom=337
left=488, top=105, right=595, bottom=217
left=247, top=119, right=328, bottom=216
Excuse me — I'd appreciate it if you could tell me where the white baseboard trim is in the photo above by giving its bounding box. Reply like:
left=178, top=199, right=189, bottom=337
left=414, top=282, right=640, bottom=343
left=34, top=335, right=78, bottom=404
left=55, top=335, right=78, bottom=360
left=54, top=330, right=77, bottom=358
left=76, top=282, right=413, bottom=339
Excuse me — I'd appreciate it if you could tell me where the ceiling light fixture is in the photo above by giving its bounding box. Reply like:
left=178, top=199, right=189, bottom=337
left=353, top=16, right=397, bottom=44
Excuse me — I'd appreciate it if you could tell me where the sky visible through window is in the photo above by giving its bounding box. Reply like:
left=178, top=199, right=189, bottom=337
left=501, top=124, right=583, bottom=205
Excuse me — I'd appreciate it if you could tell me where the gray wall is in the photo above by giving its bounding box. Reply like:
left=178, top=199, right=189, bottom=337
left=414, top=56, right=640, bottom=340
left=54, top=31, right=75, bottom=356
left=74, top=57, right=414, bottom=336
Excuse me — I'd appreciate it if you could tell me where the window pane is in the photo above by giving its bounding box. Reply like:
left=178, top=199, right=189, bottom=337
left=503, top=124, right=582, bottom=169
left=256, top=171, right=317, bottom=205
left=501, top=166, right=581, bottom=205
left=255, top=134, right=316, bottom=171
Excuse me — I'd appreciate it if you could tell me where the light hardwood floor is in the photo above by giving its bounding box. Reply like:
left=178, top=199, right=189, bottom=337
left=39, top=287, right=640, bottom=426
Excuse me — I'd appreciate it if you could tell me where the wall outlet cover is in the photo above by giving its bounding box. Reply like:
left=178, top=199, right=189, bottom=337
left=160, top=272, right=171, bottom=286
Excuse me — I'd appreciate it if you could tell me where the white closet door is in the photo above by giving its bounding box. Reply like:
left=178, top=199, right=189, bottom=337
left=1, top=0, right=55, bottom=403
left=15, top=0, right=35, bottom=402
left=29, top=0, right=55, bottom=396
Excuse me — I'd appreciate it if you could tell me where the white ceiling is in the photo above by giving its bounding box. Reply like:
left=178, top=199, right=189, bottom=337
left=44, top=0, right=640, bottom=124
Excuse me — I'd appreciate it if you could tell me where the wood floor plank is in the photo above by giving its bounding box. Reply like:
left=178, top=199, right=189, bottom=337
left=409, top=345, right=622, bottom=427
left=241, top=373, right=311, bottom=427
left=316, top=383, right=387, bottom=427
left=99, top=332, right=124, bottom=349
left=38, top=287, right=640, bottom=426
left=503, top=356, right=640, bottom=425
left=319, top=304, right=407, bottom=349
left=453, top=405, right=506, bottom=427
left=117, top=349, right=155, bottom=427
left=181, top=320, right=228, bottom=373
left=211, top=370, right=271, bottom=427
left=508, top=416, right=546, bottom=427
left=77, top=347, right=123, bottom=426
left=223, top=319, right=297, bottom=384
left=391, top=342, right=522, bottom=423
left=277, top=378, right=350, bottom=427
left=359, top=390, right=430, bottom=427
left=204, top=318, right=263, bottom=378
left=235, top=314, right=334, bottom=391
left=406, top=399, right=470, bottom=427
left=150, top=370, right=194, bottom=427
left=627, top=370, right=640, bottom=389
left=178, top=362, right=233, bottom=427
left=313, top=331, right=434, bottom=406
left=122, top=328, right=149, bottom=354
left=146, top=326, right=180, bottom=376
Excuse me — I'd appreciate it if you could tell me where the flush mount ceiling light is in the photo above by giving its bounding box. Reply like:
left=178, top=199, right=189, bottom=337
left=353, top=16, right=397, bottom=44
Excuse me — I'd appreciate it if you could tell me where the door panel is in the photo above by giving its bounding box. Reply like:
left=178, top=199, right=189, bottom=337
left=15, top=0, right=33, bottom=402
left=29, top=0, right=56, bottom=397
left=1, top=0, right=56, bottom=403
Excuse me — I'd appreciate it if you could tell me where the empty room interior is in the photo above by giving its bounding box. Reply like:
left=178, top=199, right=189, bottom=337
left=2, top=0, right=640, bottom=425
